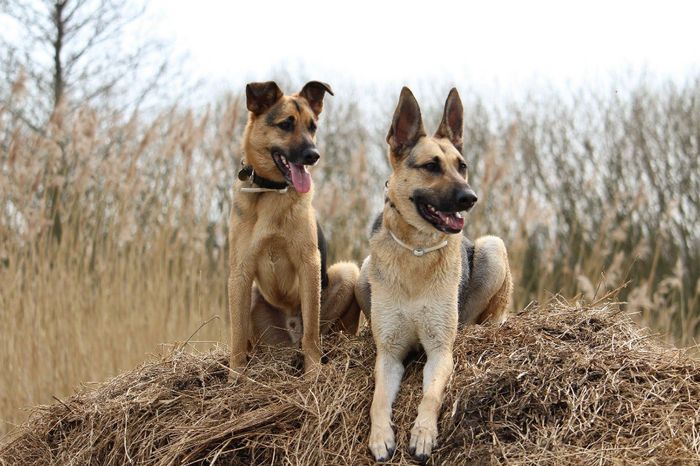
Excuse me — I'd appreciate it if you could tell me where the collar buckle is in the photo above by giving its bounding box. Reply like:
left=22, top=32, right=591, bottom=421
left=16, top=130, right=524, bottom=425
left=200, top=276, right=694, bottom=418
left=238, top=165, right=254, bottom=181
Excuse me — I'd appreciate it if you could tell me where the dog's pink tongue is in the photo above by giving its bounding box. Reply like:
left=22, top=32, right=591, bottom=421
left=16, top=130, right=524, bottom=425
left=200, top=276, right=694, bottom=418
left=437, top=211, right=465, bottom=231
left=289, top=164, right=311, bottom=193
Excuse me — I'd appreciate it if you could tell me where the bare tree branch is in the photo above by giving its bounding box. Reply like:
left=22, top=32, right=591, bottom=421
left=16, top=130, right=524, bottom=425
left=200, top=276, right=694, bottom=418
left=0, top=0, right=171, bottom=126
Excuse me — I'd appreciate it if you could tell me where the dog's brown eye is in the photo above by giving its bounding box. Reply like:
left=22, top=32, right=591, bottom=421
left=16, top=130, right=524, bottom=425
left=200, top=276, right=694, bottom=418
left=458, top=161, right=467, bottom=172
left=308, top=121, right=317, bottom=133
left=422, top=161, right=441, bottom=173
left=277, top=118, right=294, bottom=132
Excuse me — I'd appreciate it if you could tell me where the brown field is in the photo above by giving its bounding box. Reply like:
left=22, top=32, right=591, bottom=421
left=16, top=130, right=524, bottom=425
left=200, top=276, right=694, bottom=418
left=1, top=74, right=699, bottom=437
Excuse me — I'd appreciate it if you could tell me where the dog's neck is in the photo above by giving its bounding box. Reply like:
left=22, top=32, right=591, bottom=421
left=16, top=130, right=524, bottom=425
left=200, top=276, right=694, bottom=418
left=382, top=197, right=453, bottom=251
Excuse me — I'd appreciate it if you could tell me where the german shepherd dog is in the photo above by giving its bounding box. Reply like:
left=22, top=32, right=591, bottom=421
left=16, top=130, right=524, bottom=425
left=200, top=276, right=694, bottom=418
left=228, top=81, right=361, bottom=376
left=355, top=87, right=513, bottom=461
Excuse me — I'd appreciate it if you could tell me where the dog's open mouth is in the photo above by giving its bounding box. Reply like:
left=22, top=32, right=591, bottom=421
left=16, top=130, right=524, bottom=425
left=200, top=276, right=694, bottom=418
left=271, top=150, right=311, bottom=193
left=416, top=202, right=465, bottom=234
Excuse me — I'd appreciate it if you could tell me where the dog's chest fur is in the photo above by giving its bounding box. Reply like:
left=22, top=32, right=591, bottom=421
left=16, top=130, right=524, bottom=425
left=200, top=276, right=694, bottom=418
left=230, top=188, right=319, bottom=314
left=369, top=230, right=462, bottom=353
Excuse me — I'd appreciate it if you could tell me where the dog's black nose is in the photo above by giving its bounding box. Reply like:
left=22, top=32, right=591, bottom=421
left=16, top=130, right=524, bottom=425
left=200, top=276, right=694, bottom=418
left=301, top=147, right=320, bottom=165
left=456, top=189, right=478, bottom=211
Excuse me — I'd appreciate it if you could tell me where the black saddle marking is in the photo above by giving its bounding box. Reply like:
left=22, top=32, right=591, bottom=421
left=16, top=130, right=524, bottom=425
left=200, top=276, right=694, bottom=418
left=457, top=236, right=475, bottom=324
left=317, top=221, right=329, bottom=289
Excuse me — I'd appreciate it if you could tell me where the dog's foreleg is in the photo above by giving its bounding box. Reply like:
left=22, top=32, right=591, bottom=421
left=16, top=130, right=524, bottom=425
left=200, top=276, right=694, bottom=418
left=409, top=346, right=454, bottom=461
left=299, top=251, right=322, bottom=373
left=228, top=265, right=253, bottom=379
left=369, top=349, right=404, bottom=461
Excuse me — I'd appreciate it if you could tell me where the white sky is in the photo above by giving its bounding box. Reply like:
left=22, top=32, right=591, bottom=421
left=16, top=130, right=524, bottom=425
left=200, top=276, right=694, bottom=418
left=149, top=0, right=699, bottom=96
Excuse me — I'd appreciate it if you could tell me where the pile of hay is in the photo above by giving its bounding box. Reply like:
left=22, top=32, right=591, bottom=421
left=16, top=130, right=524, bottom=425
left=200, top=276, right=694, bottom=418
left=2, top=300, right=700, bottom=465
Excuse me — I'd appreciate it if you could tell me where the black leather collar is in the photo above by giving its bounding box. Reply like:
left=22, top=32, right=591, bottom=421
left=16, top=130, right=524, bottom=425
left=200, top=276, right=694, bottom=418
left=238, top=165, right=289, bottom=190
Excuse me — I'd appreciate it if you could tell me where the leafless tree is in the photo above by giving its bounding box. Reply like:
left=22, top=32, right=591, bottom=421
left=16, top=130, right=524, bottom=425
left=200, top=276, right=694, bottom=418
left=0, top=0, right=170, bottom=126
left=0, top=0, right=174, bottom=243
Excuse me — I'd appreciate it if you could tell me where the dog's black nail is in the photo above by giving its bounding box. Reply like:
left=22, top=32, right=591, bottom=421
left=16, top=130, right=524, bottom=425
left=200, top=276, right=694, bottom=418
left=376, top=446, right=394, bottom=462
left=413, top=452, right=429, bottom=464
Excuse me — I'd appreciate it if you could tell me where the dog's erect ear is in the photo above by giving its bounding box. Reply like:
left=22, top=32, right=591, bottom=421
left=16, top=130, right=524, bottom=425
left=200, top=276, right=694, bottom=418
left=435, top=88, right=464, bottom=152
left=299, top=81, right=334, bottom=116
left=246, top=81, right=283, bottom=115
left=386, top=87, right=426, bottom=157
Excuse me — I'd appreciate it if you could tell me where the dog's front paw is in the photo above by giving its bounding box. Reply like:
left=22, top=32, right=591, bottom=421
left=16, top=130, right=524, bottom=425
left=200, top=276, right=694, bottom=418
left=409, top=421, right=438, bottom=462
left=303, top=351, right=322, bottom=378
left=369, top=423, right=395, bottom=462
left=228, top=354, right=247, bottom=383
left=227, top=364, right=245, bottom=384
left=227, top=371, right=241, bottom=384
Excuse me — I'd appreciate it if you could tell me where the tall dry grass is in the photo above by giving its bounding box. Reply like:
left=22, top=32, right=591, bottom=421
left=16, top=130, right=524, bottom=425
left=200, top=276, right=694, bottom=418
left=1, top=73, right=699, bottom=435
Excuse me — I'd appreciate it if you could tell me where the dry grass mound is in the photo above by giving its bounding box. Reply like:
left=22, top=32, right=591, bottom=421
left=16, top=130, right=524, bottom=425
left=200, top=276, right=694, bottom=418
left=2, top=300, right=700, bottom=465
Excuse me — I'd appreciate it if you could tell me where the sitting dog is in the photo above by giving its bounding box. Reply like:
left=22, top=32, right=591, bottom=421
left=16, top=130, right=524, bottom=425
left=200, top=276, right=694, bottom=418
left=355, top=87, right=513, bottom=461
left=228, top=81, right=361, bottom=376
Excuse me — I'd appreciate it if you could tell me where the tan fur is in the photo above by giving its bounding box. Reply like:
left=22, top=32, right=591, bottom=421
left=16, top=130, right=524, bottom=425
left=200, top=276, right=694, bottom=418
left=477, top=264, right=512, bottom=323
left=228, top=81, right=360, bottom=377
left=252, top=261, right=361, bottom=346
left=464, top=235, right=513, bottom=324
left=356, top=87, right=513, bottom=461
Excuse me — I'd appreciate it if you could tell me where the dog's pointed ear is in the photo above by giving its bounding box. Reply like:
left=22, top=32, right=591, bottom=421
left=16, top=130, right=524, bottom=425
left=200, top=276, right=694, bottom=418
left=299, top=81, right=334, bottom=116
left=435, top=88, right=464, bottom=152
left=246, top=81, right=283, bottom=115
left=386, top=87, right=426, bottom=157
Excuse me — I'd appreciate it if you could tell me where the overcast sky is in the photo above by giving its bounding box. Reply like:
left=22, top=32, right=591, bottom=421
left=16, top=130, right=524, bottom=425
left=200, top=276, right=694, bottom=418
left=149, top=0, right=699, bottom=97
